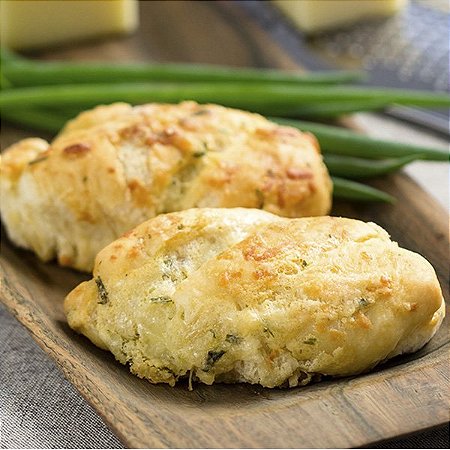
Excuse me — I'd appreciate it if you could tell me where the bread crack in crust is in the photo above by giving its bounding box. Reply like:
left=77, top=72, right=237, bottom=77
left=0, top=102, right=332, bottom=271
left=64, top=208, right=445, bottom=388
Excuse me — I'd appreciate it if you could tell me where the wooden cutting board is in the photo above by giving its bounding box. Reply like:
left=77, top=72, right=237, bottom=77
left=1, top=2, right=449, bottom=448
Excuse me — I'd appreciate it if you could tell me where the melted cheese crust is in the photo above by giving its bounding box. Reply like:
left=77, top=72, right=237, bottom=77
left=0, top=102, right=331, bottom=271
left=64, top=209, right=444, bottom=388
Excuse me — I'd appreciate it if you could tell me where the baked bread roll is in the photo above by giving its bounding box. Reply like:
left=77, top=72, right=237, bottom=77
left=64, top=208, right=445, bottom=388
left=0, top=102, right=331, bottom=271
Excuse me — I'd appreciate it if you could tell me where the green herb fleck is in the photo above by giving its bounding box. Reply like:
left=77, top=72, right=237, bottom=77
left=29, top=156, right=48, bottom=166
left=303, top=337, right=317, bottom=345
left=163, top=257, right=174, bottom=268
left=263, top=327, right=274, bottom=337
left=203, top=350, right=226, bottom=372
left=95, top=277, right=109, bottom=304
left=160, top=366, right=176, bottom=375
left=162, top=257, right=176, bottom=281
left=192, top=109, right=210, bottom=116
left=149, top=296, right=173, bottom=304
left=192, top=140, right=212, bottom=156
left=359, top=298, right=370, bottom=307
left=255, top=189, right=265, bottom=209
left=292, top=254, right=309, bottom=268
left=225, top=334, right=242, bottom=344
left=177, top=224, right=185, bottom=230
left=209, top=329, right=217, bottom=338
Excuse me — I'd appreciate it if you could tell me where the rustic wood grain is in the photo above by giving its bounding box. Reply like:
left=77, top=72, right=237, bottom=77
left=1, top=1, right=449, bottom=448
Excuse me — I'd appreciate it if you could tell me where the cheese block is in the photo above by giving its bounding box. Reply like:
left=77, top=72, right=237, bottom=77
left=0, top=0, right=139, bottom=50
left=273, top=0, right=408, bottom=34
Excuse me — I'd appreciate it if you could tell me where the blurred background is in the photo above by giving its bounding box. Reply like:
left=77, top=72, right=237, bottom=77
left=2, top=0, right=448, bottom=132
left=244, top=0, right=450, bottom=133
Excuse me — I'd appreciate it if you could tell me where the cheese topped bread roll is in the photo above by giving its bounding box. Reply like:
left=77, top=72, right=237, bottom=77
left=0, top=102, right=331, bottom=271
left=64, top=208, right=445, bottom=388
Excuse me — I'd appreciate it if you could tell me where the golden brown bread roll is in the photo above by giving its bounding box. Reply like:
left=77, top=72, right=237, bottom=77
left=64, top=208, right=445, bottom=388
left=0, top=102, right=332, bottom=271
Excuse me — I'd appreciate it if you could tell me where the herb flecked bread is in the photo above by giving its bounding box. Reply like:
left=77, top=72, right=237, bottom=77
left=0, top=101, right=331, bottom=271
left=64, top=208, right=445, bottom=388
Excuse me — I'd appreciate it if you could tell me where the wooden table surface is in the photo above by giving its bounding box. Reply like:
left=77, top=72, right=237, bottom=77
left=1, top=1, right=449, bottom=448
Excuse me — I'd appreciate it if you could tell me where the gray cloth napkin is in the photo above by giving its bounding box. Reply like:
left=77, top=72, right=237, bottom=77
left=1, top=302, right=448, bottom=449
left=0, top=303, right=122, bottom=449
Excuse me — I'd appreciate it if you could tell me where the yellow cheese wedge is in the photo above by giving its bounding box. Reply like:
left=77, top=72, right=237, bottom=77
left=1, top=0, right=139, bottom=50
left=273, top=0, right=408, bottom=34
